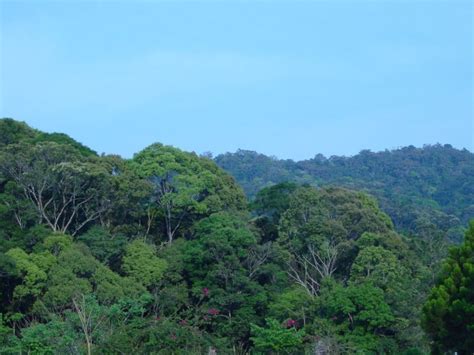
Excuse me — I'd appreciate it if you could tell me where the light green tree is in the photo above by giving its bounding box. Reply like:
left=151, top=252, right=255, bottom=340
left=5, top=248, right=54, bottom=300
left=250, top=318, right=304, bottom=353
left=122, top=239, right=168, bottom=288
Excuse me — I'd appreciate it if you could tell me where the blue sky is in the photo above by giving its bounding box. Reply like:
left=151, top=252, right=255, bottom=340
left=1, top=1, right=472, bottom=160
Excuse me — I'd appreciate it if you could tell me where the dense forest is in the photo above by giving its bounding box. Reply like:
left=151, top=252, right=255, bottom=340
left=215, top=147, right=474, bottom=243
left=0, top=118, right=473, bottom=354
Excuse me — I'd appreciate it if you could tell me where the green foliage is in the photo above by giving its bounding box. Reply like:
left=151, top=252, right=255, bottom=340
left=182, top=212, right=266, bottom=343
left=122, top=239, right=168, bottom=288
left=278, top=185, right=395, bottom=281
left=32, top=132, right=97, bottom=157
left=42, top=234, right=73, bottom=256
left=321, top=280, right=395, bottom=331
left=36, top=241, right=145, bottom=311
left=130, top=143, right=246, bottom=243
left=279, top=186, right=393, bottom=248
left=314, top=280, right=397, bottom=353
left=17, top=319, right=78, bottom=354
left=0, top=118, right=95, bottom=156
left=268, top=286, right=313, bottom=323
left=351, top=246, right=403, bottom=289
left=250, top=318, right=304, bottom=353
left=0, top=313, right=20, bottom=352
left=252, top=182, right=298, bottom=221
left=0, top=118, right=37, bottom=147
left=215, top=149, right=312, bottom=197
left=216, top=145, right=473, bottom=241
left=422, top=220, right=474, bottom=354
left=97, top=155, right=155, bottom=236
left=251, top=182, right=298, bottom=242
left=5, top=248, right=52, bottom=301
left=139, top=317, right=218, bottom=353
left=77, top=226, right=127, bottom=266
left=0, top=141, right=114, bottom=236
left=0, top=119, right=471, bottom=353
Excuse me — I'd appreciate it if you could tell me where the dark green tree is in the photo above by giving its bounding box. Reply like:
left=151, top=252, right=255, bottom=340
left=422, top=220, right=474, bottom=354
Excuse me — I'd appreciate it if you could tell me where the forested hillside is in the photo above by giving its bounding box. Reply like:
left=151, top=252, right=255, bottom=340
left=0, top=118, right=472, bottom=354
left=215, top=146, right=474, bottom=242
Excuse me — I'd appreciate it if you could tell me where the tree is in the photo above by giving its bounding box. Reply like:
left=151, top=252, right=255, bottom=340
left=315, top=280, right=396, bottom=353
left=38, top=241, right=144, bottom=311
left=287, top=242, right=339, bottom=297
left=15, top=319, right=77, bottom=354
left=422, top=220, right=474, bottom=354
left=279, top=186, right=395, bottom=288
left=1, top=118, right=470, bottom=353
left=182, top=212, right=265, bottom=345
left=0, top=313, right=19, bottom=352
left=0, top=118, right=37, bottom=148
left=72, top=294, right=105, bottom=355
left=268, top=286, right=313, bottom=327
left=350, top=246, right=402, bottom=289
left=215, top=145, right=473, bottom=242
left=77, top=226, right=127, bottom=267
left=251, top=182, right=298, bottom=242
left=122, top=239, right=168, bottom=289
left=131, top=143, right=246, bottom=243
left=279, top=186, right=393, bottom=251
left=250, top=318, right=304, bottom=353
left=5, top=248, right=53, bottom=303
left=0, top=142, right=113, bottom=236
left=94, top=154, right=154, bottom=236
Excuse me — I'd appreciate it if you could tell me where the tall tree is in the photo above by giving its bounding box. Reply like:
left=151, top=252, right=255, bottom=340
left=0, top=142, right=112, bottom=236
left=130, top=143, right=246, bottom=243
left=422, top=220, right=474, bottom=354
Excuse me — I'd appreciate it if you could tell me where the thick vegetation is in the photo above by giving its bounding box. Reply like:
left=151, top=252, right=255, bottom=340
left=215, top=146, right=474, bottom=242
left=0, top=118, right=472, bottom=354
left=422, top=221, right=474, bottom=354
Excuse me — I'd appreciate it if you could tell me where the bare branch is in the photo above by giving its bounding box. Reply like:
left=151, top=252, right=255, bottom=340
left=287, top=241, right=339, bottom=297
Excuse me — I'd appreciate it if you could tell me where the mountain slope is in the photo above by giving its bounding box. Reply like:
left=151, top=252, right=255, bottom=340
left=215, top=145, right=474, bottom=241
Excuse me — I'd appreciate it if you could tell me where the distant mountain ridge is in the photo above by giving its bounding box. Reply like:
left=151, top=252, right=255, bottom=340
left=215, top=145, right=474, bottom=241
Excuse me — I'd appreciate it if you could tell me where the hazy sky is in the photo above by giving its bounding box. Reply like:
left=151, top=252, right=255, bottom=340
left=1, top=1, right=472, bottom=160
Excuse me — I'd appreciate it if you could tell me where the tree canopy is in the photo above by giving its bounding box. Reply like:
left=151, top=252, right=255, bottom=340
left=0, top=118, right=472, bottom=353
left=216, top=145, right=473, bottom=242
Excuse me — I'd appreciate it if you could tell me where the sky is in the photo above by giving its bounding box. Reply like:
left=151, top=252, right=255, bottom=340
left=1, top=0, right=472, bottom=160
